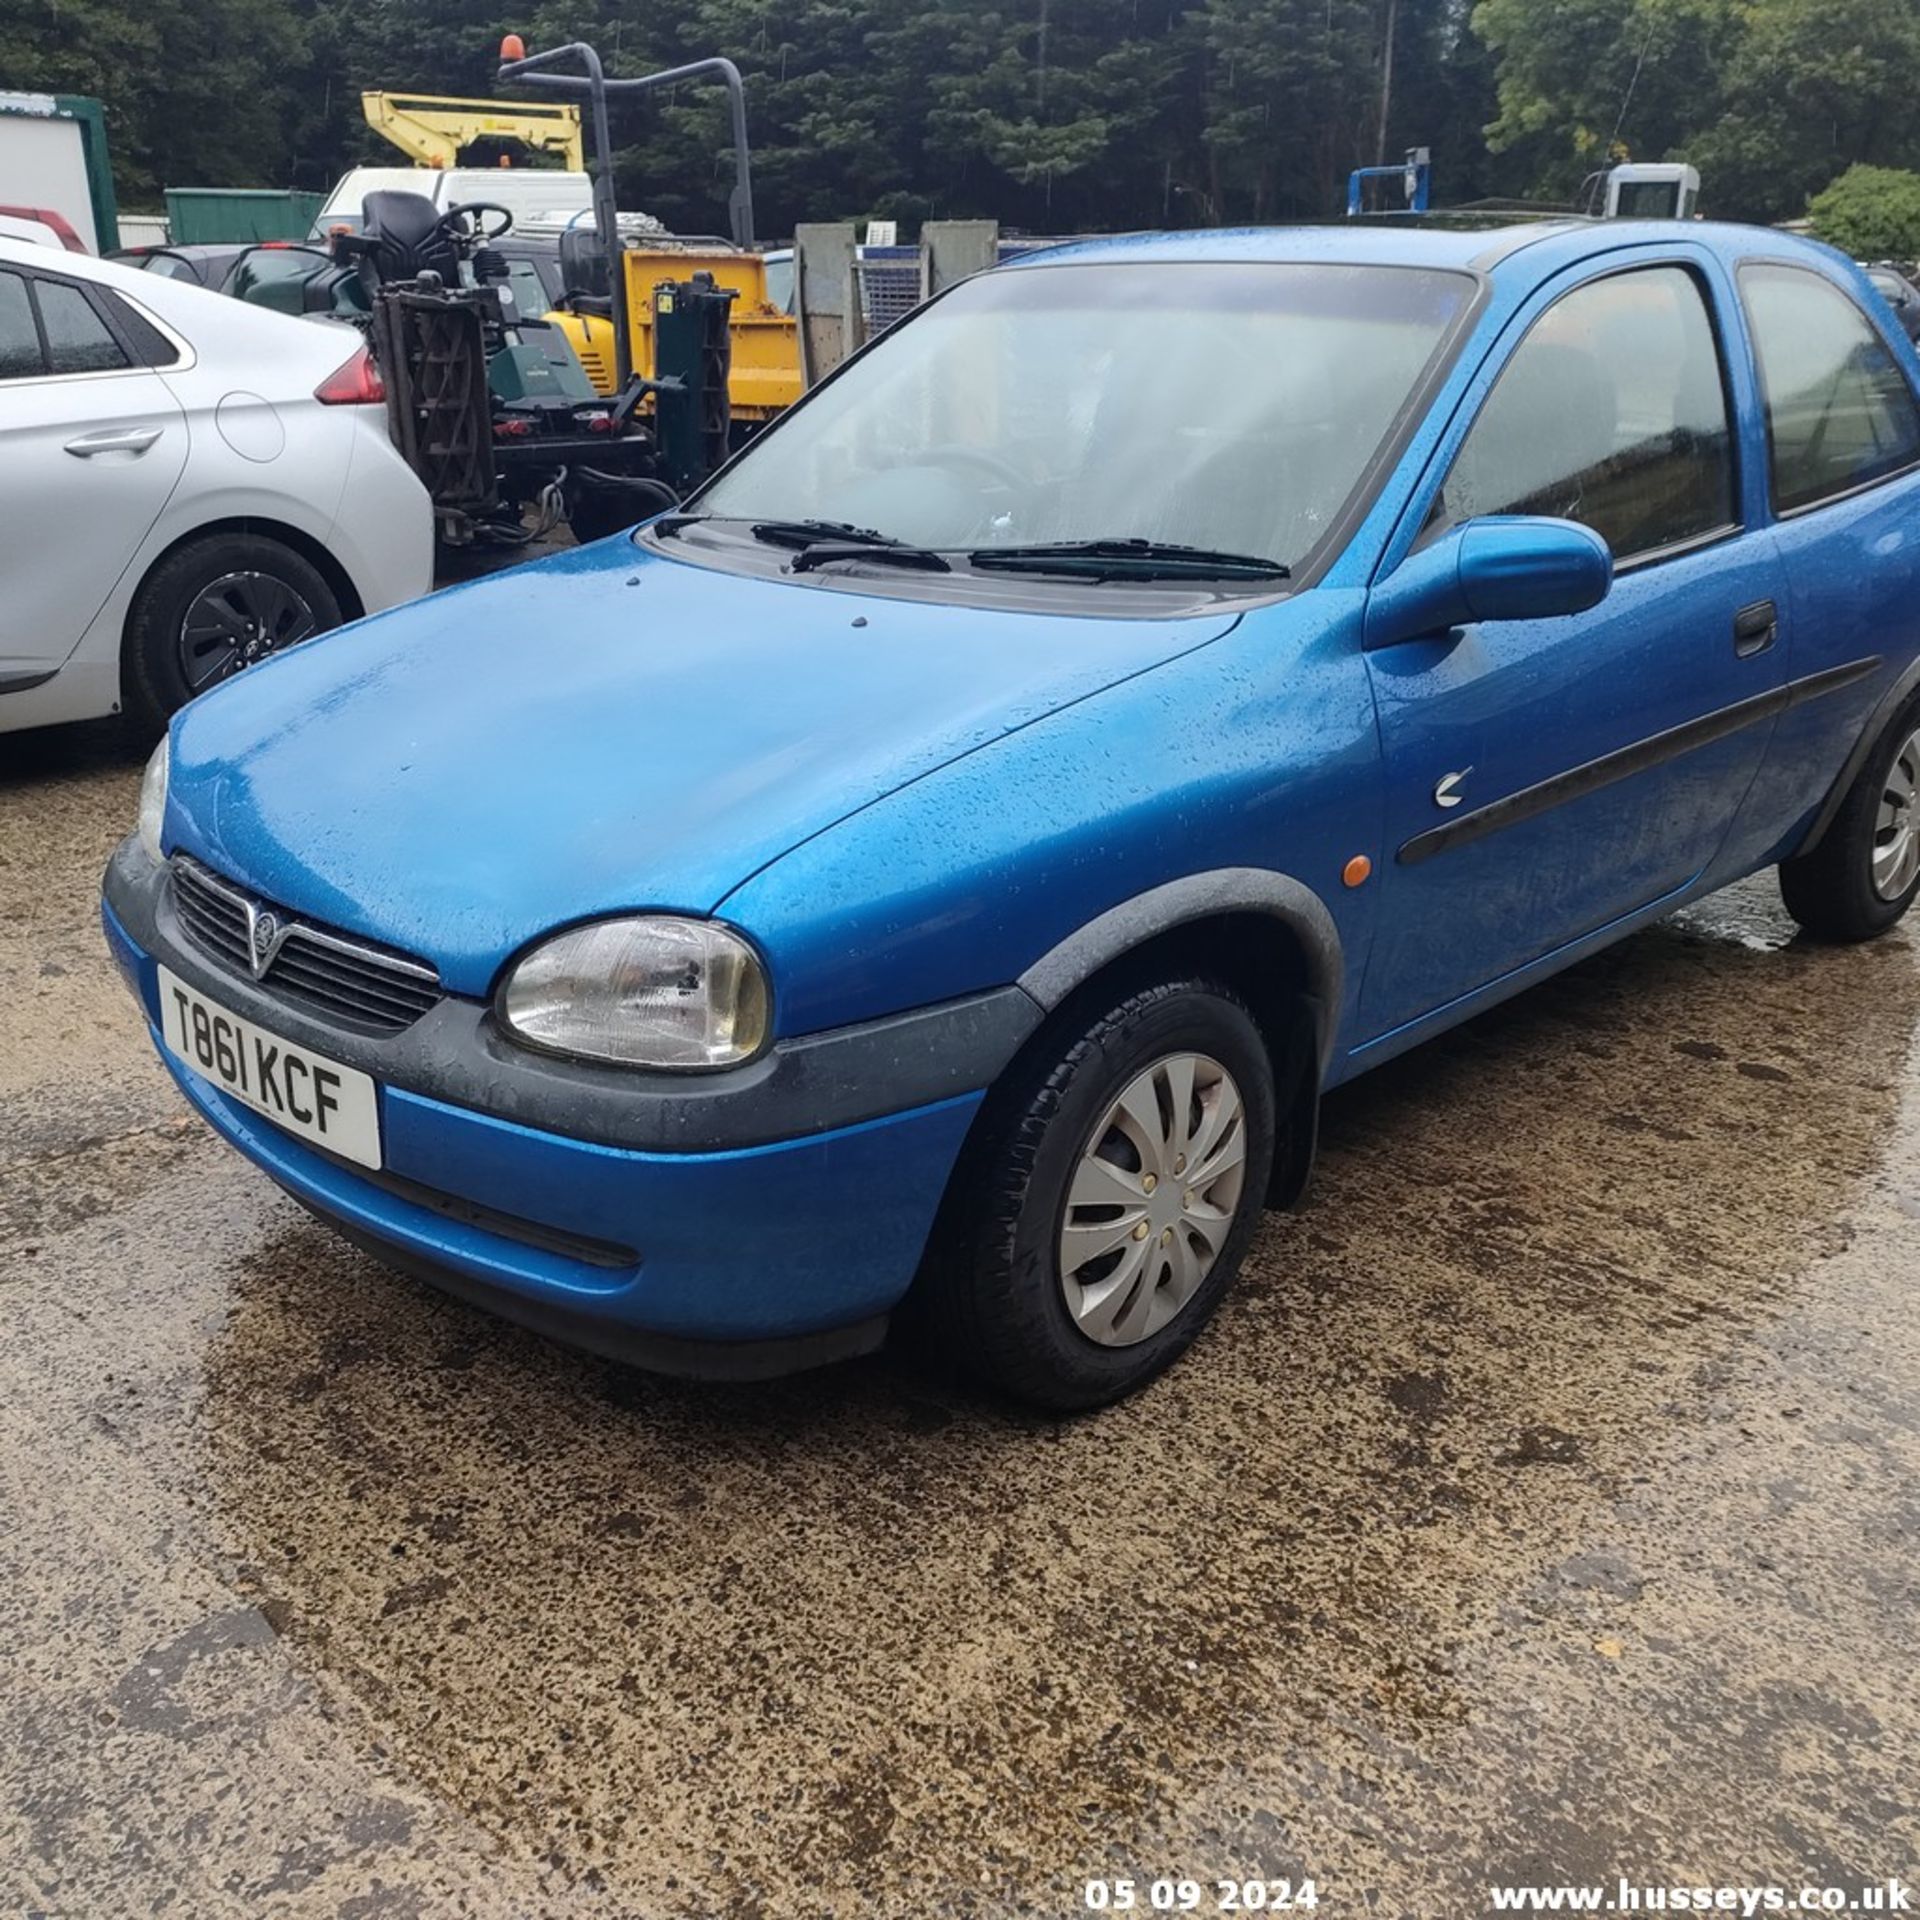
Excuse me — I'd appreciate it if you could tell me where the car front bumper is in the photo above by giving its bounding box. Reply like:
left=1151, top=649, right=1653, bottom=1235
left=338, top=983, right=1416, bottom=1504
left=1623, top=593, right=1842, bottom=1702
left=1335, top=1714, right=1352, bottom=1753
left=103, top=840, right=1038, bottom=1377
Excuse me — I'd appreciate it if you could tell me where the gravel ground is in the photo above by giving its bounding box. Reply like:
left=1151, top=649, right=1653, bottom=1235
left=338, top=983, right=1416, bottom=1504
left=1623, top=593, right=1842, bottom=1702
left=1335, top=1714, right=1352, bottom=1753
left=3, top=693, right=1917, bottom=1918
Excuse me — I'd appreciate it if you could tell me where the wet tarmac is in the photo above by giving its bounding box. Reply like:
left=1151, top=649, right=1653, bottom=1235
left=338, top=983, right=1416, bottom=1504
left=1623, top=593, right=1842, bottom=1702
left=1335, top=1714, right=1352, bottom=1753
left=4, top=716, right=1918, bottom=1918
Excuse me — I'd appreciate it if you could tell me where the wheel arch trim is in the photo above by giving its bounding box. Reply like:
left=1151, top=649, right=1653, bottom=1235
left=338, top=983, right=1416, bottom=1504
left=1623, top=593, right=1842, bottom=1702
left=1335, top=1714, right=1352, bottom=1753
left=121, top=515, right=368, bottom=659
left=1015, top=867, right=1345, bottom=1077
left=1796, top=655, right=1920, bottom=857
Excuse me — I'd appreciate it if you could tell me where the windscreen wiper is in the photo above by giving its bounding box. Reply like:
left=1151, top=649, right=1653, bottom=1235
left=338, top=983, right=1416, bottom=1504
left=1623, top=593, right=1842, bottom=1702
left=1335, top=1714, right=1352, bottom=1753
left=789, top=541, right=952, bottom=574
left=667, top=513, right=953, bottom=574
left=967, top=538, right=1291, bottom=581
left=747, top=518, right=904, bottom=551
left=650, top=515, right=907, bottom=550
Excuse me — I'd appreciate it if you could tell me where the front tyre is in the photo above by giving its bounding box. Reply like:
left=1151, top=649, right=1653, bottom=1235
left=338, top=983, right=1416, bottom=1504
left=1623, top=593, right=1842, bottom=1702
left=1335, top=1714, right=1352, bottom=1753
left=919, top=978, right=1277, bottom=1411
left=1780, top=700, right=1920, bottom=942
left=123, top=532, right=342, bottom=738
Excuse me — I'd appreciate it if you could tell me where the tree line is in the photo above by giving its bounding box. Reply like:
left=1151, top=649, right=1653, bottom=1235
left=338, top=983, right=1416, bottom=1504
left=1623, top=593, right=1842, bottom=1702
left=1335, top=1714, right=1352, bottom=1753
left=7, top=0, right=1920, bottom=238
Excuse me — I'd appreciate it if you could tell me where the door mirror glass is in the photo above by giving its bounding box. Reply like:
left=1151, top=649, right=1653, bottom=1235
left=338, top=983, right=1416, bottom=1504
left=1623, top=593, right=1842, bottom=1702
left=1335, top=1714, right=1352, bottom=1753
left=1366, top=516, right=1614, bottom=649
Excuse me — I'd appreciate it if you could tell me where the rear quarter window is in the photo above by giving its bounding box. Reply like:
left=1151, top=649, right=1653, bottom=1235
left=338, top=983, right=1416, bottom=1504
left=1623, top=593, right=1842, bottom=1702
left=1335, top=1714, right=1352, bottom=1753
left=97, top=288, right=182, bottom=368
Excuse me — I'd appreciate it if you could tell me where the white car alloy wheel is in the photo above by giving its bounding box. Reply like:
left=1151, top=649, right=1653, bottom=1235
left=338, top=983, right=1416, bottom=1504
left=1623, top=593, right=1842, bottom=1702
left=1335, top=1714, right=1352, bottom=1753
left=179, top=570, right=321, bottom=690
left=1057, top=1050, right=1249, bottom=1347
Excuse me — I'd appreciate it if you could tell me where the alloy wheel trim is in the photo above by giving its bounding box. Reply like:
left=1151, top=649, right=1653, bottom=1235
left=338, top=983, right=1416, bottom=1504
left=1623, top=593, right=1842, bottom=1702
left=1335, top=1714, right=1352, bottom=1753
left=179, top=570, right=319, bottom=691
left=1872, top=725, right=1920, bottom=901
left=1057, top=1049, right=1249, bottom=1349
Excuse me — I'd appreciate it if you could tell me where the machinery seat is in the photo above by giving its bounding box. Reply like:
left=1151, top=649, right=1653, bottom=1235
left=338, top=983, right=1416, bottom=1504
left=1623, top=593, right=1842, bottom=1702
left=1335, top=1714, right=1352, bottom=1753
left=359, top=190, right=461, bottom=285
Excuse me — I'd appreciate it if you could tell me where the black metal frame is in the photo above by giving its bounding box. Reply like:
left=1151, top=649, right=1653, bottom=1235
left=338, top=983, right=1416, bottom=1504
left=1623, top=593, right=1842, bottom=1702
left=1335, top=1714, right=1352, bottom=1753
left=496, top=42, right=758, bottom=394
left=371, top=287, right=498, bottom=515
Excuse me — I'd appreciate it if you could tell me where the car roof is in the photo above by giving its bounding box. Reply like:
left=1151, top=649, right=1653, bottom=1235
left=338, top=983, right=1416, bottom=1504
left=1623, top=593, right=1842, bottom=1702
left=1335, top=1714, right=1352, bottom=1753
left=113, top=242, right=245, bottom=258
left=0, top=233, right=364, bottom=369
left=0, top=234, right=201, bottom=285
left=1005, top=218, right=1841, bottom=282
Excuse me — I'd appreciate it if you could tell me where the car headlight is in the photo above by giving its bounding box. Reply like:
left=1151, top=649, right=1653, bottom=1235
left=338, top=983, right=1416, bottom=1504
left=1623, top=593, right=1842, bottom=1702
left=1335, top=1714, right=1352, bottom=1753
left=136, top=736, right=169, bottom=865
left=499, top=916, right=771, bottom=1069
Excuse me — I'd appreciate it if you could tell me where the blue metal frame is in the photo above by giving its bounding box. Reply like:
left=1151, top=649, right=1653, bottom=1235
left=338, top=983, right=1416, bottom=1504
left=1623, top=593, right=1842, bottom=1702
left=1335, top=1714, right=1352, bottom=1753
left=1347, top=147, right=1433, bottom=219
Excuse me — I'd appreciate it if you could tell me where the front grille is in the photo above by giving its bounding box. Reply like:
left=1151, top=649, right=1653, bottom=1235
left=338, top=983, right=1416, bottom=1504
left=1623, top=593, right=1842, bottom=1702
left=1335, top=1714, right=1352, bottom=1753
left=170, top=856, right=443, bottom=1037
left=359, top=1163, right=638, bottom=1270
left=576, top=342, right=614, bottom=394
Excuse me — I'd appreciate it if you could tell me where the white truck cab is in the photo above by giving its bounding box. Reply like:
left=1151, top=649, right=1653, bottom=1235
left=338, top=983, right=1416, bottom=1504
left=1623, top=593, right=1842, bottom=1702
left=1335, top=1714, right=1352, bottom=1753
left=1605, top=163, right=1701, bottom=220
left=311, top=167, right=593, bottom=237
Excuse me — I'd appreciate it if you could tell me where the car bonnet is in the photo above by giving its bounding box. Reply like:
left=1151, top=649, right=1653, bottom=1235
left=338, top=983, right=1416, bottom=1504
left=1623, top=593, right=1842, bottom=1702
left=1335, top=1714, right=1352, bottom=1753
left=162, top=536, right=1243, bottom=997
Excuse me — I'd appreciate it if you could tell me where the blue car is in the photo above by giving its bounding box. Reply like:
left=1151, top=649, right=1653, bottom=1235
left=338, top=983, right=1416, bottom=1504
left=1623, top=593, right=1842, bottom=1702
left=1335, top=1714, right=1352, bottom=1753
left=103, top=220, right=1920, bottom=1408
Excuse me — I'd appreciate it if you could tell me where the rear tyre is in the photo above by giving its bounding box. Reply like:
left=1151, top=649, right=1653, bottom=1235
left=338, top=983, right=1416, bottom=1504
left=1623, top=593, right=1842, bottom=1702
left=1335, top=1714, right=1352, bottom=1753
left=1780, top=698, right=1920, bottom=942
left=123, top=532, right=342, bottom=738
left=915, top=977, right=1278, bottom=1411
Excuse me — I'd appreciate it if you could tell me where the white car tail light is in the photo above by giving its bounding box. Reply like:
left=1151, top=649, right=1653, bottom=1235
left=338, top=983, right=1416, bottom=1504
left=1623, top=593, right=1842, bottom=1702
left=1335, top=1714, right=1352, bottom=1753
left=314, top=344, right=385, bottom=406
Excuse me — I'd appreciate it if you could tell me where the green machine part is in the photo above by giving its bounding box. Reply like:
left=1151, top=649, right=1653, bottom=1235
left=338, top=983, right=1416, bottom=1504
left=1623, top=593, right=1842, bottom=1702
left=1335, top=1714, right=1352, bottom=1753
left=489, top=323, right=602, bottom=405
left=651, top=273, right=737, bottom=496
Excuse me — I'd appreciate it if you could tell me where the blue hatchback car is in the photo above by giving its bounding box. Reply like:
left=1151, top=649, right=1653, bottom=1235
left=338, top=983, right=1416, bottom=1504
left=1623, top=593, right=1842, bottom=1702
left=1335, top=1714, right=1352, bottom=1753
left=104, top=220, right=1920, bottom=1408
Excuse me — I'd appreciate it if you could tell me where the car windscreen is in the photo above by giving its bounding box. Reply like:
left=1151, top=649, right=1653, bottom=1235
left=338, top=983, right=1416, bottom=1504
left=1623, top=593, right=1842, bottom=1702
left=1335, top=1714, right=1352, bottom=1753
left=692, top=260, right=1473, bottom=573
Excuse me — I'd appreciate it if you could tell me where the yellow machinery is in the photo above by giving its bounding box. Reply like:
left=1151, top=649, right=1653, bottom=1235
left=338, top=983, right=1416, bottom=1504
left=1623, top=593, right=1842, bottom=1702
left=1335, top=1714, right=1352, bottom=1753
left=360, top=91, right=584, bottom=170
left=358, top=85, right=796, bottom=423
left=552, top=246, right=802, bottom=423
left=489, top=40, right=803, bottom=431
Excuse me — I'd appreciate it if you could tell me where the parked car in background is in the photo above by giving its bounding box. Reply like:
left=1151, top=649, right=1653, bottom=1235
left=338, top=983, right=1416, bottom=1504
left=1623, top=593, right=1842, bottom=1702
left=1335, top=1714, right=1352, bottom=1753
left=105, top=222, right=1920, bottom=1409
left=109, top=242, right=258, bottom=291
left=0, top=205, right=87, bottom=252
left=0, top=238, right=432, bottom=737
left=1865, top=265, right=1920, bottom=344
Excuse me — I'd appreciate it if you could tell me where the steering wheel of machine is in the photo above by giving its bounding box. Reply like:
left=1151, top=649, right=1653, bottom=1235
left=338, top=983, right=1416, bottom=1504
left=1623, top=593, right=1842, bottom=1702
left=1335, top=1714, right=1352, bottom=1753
left=434, top=201, right=515, bottom=244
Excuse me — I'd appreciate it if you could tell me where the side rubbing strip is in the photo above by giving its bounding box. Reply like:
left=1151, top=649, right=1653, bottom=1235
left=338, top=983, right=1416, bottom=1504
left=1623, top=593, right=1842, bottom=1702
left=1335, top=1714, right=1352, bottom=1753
left=1398, top=657, right=1882, bottom=867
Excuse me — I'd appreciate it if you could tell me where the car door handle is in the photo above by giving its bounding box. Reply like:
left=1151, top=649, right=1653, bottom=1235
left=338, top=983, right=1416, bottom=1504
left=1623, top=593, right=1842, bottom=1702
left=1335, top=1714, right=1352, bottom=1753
left=64, top=426, right=163, bottom=458
left=1733, top=600, right=1778, bottom=658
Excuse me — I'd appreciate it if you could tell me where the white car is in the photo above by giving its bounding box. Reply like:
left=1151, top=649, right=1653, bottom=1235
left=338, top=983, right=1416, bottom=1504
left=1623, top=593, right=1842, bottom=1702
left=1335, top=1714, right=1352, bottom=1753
left=0, top=237, right=433, bottom=737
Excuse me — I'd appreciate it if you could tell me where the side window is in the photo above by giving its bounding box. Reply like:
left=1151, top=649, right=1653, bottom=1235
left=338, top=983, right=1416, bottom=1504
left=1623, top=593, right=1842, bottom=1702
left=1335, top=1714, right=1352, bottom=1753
left=96, top=288, right=181, bottom=368
left=34, top=279, right=127, bottom=375
left=1741, top=263, right=1920, bottom=513
left=1434, top=265, right=1736, bottom=563
left=0, top=270, right=42, bottom=379
left=502, top=257, right=552, bottom=320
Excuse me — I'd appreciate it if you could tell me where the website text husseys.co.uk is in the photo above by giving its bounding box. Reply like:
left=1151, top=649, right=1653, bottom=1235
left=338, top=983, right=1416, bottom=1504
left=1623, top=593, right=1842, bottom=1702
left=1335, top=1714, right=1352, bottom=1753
left=1488, top=1880, right=1912, bottom=1914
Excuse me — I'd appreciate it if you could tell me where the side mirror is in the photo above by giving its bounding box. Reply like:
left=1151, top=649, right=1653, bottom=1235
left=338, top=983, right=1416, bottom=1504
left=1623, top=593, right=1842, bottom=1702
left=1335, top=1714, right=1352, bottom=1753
left=1364, top=515, right=1613, bottom=650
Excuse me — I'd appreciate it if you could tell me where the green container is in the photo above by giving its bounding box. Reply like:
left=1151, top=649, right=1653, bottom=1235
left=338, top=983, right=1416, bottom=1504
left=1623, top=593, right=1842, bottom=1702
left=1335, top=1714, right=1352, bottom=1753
left=163, top=188, right=326, bottom=245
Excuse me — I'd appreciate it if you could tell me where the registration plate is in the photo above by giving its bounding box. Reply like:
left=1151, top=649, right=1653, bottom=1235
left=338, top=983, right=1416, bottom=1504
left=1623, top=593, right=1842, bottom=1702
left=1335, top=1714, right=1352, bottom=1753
left=156, top=965, right=382, bottom=1170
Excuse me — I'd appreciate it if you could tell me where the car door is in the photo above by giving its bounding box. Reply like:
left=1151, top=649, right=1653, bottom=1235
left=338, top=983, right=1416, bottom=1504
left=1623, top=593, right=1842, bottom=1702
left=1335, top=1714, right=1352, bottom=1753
left=1358, top=256, right=1788, bottom=1043
left=0, top=265, right=188, bottom=687
left=1717, top=260, right=1920, bottom=870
